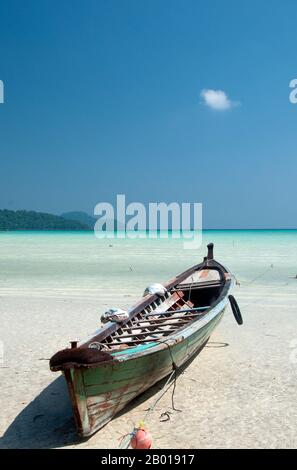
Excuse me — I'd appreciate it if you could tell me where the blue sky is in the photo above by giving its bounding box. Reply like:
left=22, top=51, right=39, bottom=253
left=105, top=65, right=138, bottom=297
left=0, top=0, right=296, bottom=228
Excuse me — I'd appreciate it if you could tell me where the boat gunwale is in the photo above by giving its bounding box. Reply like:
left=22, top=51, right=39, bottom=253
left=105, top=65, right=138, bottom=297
left=111, top=263, right=233, bottom=360
left=81, top=259, right=230, bottom=348
left=50, top=259, right=234, bottom=370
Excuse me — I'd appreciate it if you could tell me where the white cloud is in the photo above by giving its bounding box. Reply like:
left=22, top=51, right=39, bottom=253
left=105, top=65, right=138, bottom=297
left=200, top=89, right=239, bottom=111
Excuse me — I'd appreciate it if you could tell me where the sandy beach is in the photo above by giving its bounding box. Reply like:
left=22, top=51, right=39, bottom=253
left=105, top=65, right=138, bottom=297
left=1, top=231, right=297, bottom=448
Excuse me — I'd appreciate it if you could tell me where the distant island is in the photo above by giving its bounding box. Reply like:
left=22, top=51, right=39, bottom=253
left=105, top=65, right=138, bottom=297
left=61, top=211, right=122, bottom=231
left=0, top=209, right=91, bottom=231
left=61, top=211, right=96, bottom=229
left=0, top=209, right=124, bottom=231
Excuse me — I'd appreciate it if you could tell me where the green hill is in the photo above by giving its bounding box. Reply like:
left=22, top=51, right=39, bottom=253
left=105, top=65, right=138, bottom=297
left=0, top=209, right=90, bottom=231
left=61, top=211, right=96, bottom=229
left=62, top=211, right=122, bottom=231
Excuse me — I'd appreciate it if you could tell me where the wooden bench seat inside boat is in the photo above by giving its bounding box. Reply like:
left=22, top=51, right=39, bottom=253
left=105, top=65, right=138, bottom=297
left=50, top=264, right=226, bottom=368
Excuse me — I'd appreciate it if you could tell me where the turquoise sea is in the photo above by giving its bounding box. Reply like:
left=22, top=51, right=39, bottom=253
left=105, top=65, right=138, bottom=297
left=0, top=230, right=297, bottom=301
left=1, top=230, right=297, bottom=450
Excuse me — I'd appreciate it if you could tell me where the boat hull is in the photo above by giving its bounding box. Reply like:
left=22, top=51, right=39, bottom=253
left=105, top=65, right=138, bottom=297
left=63, top=308, right=225, bottom=437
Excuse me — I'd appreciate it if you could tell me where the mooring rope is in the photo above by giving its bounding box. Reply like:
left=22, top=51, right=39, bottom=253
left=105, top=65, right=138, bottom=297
left=118, top=340, right=181, bottom=449
left=237, top=265, right=274, bottom=286
left=230, top=264, right=291, bottom=311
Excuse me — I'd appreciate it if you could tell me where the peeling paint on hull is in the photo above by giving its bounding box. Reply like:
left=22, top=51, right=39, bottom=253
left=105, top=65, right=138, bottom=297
left=51, top=246, right=237, bottom=437
left=63, top=308, right=225, bottom=437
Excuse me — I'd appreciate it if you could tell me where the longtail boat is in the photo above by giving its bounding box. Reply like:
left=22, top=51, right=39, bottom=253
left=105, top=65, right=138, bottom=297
left=50, top=243, right=242, bottom=437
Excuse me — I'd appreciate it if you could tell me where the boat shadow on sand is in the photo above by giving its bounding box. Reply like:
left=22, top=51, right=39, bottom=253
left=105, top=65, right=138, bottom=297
left=0, top=376, right=77, bottom=449
left=0, top=341, right=226, bottom=448
left=1, top=373, right=180, bottom=449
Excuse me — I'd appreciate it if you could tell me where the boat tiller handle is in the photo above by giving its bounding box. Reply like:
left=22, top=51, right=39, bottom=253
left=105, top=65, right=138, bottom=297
left=228, top=295, right=243, bottom=325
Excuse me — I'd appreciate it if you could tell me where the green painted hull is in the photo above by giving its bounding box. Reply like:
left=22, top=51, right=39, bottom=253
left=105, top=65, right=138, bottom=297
left=63, top=308, right=225, bottom=437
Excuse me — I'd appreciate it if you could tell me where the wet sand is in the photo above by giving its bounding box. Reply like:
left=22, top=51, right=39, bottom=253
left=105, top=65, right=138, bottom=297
left=1, top=232, right=297, bottom=448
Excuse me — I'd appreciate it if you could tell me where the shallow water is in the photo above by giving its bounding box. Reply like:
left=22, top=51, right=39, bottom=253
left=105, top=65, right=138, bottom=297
left=0, top=230, right=296, bottom=301
left=1, top=230, right=297, bottom=448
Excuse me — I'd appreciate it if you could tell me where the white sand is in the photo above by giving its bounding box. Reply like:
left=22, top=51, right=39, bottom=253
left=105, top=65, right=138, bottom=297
left=1, top=232, right=297, bottom=448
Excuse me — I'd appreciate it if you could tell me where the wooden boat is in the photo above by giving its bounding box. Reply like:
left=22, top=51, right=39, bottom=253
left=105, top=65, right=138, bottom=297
left=50, top=243, right=242, bottom=437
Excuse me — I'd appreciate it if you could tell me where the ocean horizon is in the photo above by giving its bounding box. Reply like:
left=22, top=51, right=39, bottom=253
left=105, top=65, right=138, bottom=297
left=1, top=228, right=297, bottom=233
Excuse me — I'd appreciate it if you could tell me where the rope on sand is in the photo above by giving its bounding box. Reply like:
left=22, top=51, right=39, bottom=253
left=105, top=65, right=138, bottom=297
left=237, top=265, right=274, bottom=286
left=119, top=341, right=181, bottom=449
left=227, top=264, right=290, bottom=312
